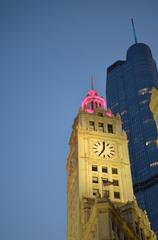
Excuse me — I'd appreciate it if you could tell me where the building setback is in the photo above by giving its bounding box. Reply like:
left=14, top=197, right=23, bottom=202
left=106, top=43, right=158, bottom=234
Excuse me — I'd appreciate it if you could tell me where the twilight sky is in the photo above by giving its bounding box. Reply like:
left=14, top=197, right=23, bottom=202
left=1, top=1, right=158, bottom=239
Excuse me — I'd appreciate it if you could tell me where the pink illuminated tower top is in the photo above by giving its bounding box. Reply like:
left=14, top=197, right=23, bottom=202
left=80, top=81, right=113, bottom=117
left=81, top=83, right=106, bottom=113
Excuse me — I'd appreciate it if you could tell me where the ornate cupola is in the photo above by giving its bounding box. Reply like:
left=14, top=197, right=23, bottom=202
left=80, top=85, right=106, bottom=113
left=80, top=83, right=112, bottom=117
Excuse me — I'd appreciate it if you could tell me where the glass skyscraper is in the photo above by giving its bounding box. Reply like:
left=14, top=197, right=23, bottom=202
left=106, top=43, right=158, bottom=234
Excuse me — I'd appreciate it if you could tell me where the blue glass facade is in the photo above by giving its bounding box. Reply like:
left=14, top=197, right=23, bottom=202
left=106, top=43, right=158, bottom=234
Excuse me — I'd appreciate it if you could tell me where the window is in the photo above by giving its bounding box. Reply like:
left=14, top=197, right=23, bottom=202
left=93, top=188, right=99, bottom=196
left=102, top=178, right=108, bottom=185
left=138, top=88, right=151, bottom=96
left=102, top=166, right=108, bottom=173
left=150, top=161, right=158, bottom=167
left=89, top=121, right=95, bottom=130
left=112, top=168, right=118, bottom=174
left=98, top=122, right=104, bottom=132
left=98, top=112, right=103, bottom=117
left=102, top=190, right=110, bottom=198
left=89, top=121, right=94, bottom=125
left=139, top=99, right=149, bottom=105
left=143, top=118, right=153, bottom=124
left=92, top=176, right=98, bottom=183
left=92, top=165, right=98, bottom=171
left=91, top=102, right=94, bottom=110
left=113, top=179, right=119, bottom=186
left=120, top=110, right=127, bottom=116
left=146, top=140, right=155, bottom=146
left=107, top=124, right=113, bottom=133
left=114, top=191, right=120, bottom=199
left=98, top=122, right=103, bottom=127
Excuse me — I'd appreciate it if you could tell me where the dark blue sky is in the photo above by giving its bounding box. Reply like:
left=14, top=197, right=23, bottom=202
left=1, top=1, right=158, bottom=239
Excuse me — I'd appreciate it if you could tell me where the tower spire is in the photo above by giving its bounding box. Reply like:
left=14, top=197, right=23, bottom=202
left=90, top=75, right=94, bottom=90
left=131, top=18, right=138, bottom=44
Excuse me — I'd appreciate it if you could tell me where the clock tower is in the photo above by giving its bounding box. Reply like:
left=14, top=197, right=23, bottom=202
left=67, top=86, right=156, bottom=240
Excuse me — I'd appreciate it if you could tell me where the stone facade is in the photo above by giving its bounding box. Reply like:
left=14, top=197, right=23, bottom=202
left=67, top=88, right=156, bottom=240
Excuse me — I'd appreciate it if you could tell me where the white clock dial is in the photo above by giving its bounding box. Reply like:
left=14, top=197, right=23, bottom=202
left=92, top=141, right=103, bottom=156
left=93, top=141, right=115, bottom=158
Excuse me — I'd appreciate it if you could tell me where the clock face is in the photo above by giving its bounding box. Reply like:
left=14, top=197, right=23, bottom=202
left=93, top=141, right=115, bottom=158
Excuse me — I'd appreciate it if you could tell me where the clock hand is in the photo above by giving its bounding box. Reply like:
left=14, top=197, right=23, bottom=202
left=99, top=142, right=105, bottom=156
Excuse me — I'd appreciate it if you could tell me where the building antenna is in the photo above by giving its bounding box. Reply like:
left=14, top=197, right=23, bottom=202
left=131, top=18, right=138, bottom=44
